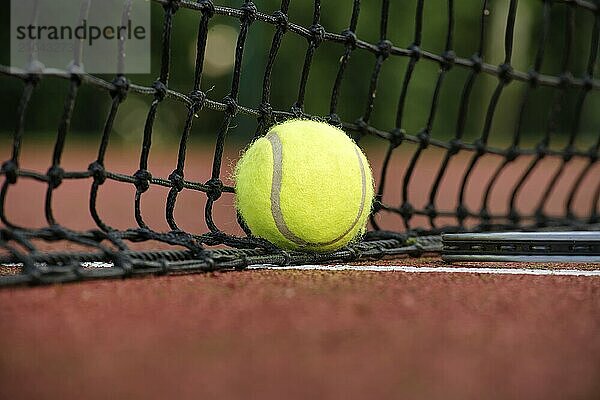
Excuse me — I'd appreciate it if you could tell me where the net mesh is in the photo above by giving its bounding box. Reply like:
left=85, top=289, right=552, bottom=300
left=1, top=0, right=599, bottom=285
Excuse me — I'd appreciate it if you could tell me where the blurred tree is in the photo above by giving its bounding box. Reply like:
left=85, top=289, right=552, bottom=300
left=0, top=0, right=597, bottom=149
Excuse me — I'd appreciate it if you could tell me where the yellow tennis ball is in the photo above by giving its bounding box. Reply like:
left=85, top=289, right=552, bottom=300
left=235, top=119, right=374, bottom=252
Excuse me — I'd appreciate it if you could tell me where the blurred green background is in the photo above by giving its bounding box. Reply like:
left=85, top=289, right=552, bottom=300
left=1, top=0, right=599, bottom=150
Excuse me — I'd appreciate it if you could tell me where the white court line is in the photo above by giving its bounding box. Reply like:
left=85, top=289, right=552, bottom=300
left=4, top=263, right=600, bottom=277
left=248, top=264, right=600, bottom=277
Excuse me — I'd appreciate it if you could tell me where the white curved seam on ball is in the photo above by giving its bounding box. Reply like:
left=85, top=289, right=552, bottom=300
left=268, top=131, right=309, bottom=246
left=267, top=131, right=368, bottom=247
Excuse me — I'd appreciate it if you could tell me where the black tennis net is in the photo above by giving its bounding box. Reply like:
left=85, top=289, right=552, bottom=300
left=1, top=0, right=599, bottom=285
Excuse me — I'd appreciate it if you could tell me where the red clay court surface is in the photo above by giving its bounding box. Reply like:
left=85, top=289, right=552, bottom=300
left=1, top=270, right=599, bottom=399
left=1, top=145, right=600, bottom=399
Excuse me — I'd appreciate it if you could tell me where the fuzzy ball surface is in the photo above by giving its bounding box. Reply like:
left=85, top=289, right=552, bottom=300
left=235, top=119, right=374, bottom=252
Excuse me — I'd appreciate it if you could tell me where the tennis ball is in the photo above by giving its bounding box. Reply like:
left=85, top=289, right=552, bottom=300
left=235, top=119, right=374, bottom=252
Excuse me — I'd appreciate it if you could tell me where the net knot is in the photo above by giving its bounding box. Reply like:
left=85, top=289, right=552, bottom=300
left=88, top=161, right=107, bottom=184
left=441, top=50, right=455, bottom=70
left=505, top=146, right=519, bottom=162
left=479, top=208, right=490, bottom=223
left=536, top=143, right=548, bottom=158
left=355, top=118, right=369, bottom=136
left=259, top=102, right=274, bottom=125
left=377, top=40, right=392, bottom=59
left=89, top=229, right=106, bottom=243
left=509, top=209, right=520, bottom=224
left=205, top=178, right=223, bottom=201
left=399, top=202, right=414, bottom=220
left=470, top=54, right=483, bottom=72
left=408, top=44, right=421, bottom=61
left=204, top=255, right=216, bottom=270
left=448, top=138, right=462, bottom=155
left=341, top=30, right=357, bottom=49
left=273, top=10, right=289, bottom=32
left=425, top=204, right=437, bottom=219
left=135, top=228, right=152, bottom=241
left=169, top=171, right=185, bottom=192
left=562, top=145, right=574, bottom=162
left=24, top=61, right=44, bottom=85
left=223, top=95, right=239, bottom=116
left=67, top=62, right=84, bottom=83
left=157, top=259, right=169, bottom=275
left=372, top=197, right=383, bottom=212
left=498, top=63, right=513, bottom=84
left=26, top=60, right=45, bottom=75
left=583, top=75, right=594, bottom=91
left=309, top=24, right=326, bottom=47
left=110, top=76, right=129, bottom=102
left=47, top=166, right=65, bottom=189
left=1, top=160, right=19, bottom=184
left=327, top=113, right=342, bottom=127
left=559, top=72, right=573, bottom=88
left=134, top=169, right=152, bottom=193
left=189, top=90, right=206, bottom=112
left=277, top=250, right=291, bottom=266
left=588, top=147, right=598, bottom=162
left=456, top=204, right=469, bottom=221
left=528, top=69, right=540, bottom=87
left=391, top=128, right=405, bottom=148
left=290, top=104, right=304, bottom=117
left=49, top=225, right=68, bottom=240
left=474, top=139, right=486, bottom=156
left=417, top=131, right=430, bottom=148
left=152, top=81, right=168, bottom=101
left=241, top=2, right=258, bottom=24
left=198, top=0, right=215, bottom=17
left=163, top=0, right=180, bottom=13
left=535, top=210, right=548, bottom=227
